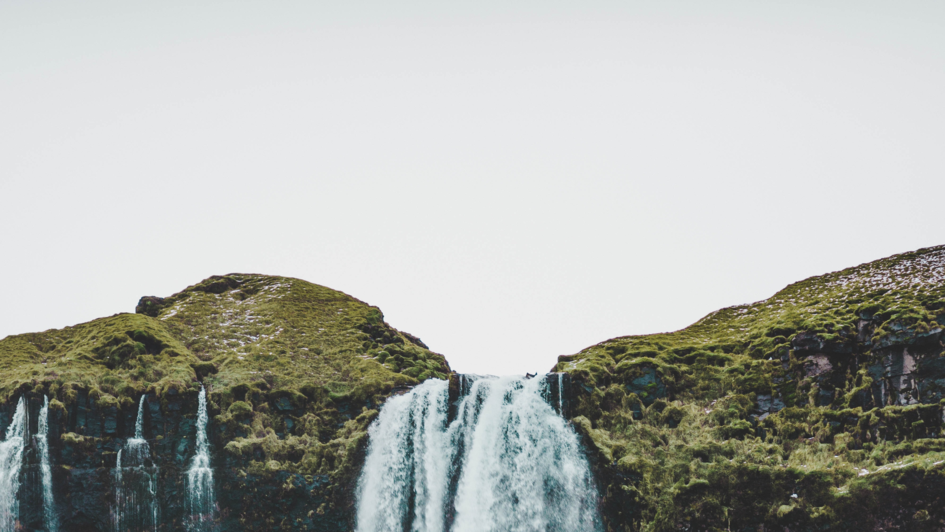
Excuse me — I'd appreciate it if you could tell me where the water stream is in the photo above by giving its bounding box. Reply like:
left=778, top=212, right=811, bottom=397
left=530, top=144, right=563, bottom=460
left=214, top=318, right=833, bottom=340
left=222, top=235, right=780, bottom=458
left=356, top=375, right=600, bottom=532
left=558, top=372, right=565, bottom=415
left=0, top=397, right=27, bottom=531
left=186, top=386, right=215, bottom=531
left=113, top=395, right=159, bottom=532
left=37, top=396, right=57, bottom=532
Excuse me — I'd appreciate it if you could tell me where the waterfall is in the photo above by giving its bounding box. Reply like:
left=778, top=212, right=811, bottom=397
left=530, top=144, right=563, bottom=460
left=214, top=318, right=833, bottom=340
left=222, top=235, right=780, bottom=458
left=356, top=375, right=601, bottom=532
left=113, top=395, right=159, bottom=532
left=186, top=387, right=215, bottom=531
left=356, top=379, right=450, bottom=532
left=134, top=395, right=145, bottom=440
left=558, top=372, right=565, bottom=416
left=0, top=398, right=27, bottom=532
left=37, top=396, right=57, bottom=532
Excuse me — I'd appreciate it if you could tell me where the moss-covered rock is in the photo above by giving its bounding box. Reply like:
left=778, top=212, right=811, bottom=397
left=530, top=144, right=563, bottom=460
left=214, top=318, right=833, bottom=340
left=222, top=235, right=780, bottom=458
left=0, top=273, right=449, bottom=531
left=560, top=245, right=945, bottom=531
left=3, top=246, right=944, bottom=531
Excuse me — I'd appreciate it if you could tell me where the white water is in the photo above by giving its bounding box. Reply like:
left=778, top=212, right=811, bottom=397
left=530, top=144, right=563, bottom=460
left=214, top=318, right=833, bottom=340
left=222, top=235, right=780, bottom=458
left=113, top=395, right=159, bottom=532
left=0, top=398, right=27, bottom=532
left=357, top=379, right=451, bottom=532
left=558, top=373, right=565, bottom=415
left=134, top=395, right=145, bottom=440
left=356, top=375, right=600, bottom=532
left=37, top=396, right=57, bottom=532
left=186, top=387, right=215, bottom=531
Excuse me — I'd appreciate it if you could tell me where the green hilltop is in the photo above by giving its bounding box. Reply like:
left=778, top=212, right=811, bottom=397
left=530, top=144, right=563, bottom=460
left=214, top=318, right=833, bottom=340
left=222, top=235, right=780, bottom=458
left=0, top=273, right=448, bottom=486
left=559, top=245, right=945, bottom=530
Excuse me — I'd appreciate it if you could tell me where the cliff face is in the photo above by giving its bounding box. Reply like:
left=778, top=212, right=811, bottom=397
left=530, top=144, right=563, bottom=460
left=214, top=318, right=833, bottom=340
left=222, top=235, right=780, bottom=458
left=3, top=388, right=357, bottom=531
left=560, top=245, right=945, bottom=531
left=0, top=274, right=449, bottom=531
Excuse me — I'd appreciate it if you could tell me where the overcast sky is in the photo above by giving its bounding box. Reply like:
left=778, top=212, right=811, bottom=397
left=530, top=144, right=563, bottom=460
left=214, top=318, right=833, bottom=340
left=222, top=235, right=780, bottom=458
left=1, top=0, right=943, bottom=375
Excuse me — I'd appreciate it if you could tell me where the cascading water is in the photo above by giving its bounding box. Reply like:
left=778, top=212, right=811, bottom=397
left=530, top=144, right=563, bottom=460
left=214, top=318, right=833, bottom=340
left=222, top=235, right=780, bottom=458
left=186, top=386, right=215, bottom=531
left=0, top=397, right=27, bottom=532
left=36, top=396, right=57, bottom=532
left=357, top=379, right=451, bottom=532
left=113, top=395, right=159, bottom=532
left=356, top=375, right=601, bottom=532
left=558, top=372, right=565, bottom=415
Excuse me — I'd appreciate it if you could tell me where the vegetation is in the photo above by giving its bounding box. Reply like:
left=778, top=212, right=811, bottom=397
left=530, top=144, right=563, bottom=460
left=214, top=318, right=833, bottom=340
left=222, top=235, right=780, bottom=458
left=3, top=245, right=944, bottom=530
left=559, top=245, right=945, bottom=530
left=0, top=273, right=449, bottom=487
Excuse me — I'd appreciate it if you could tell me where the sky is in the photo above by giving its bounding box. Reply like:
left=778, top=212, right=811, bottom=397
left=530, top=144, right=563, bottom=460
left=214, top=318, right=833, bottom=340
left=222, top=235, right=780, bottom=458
left=1, top=0, right=943, bottom=375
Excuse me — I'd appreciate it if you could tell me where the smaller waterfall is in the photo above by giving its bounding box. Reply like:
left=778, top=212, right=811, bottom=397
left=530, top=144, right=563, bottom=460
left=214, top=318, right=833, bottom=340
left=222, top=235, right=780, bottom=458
left=113, top=395, right=159, bottom=532
left=558, top=372, right=565, bottom=415
left=186, top=387, right=215, bottom=531
left=115, top=449, right=122, bottom=486
left=36, top=396, right=57, bottom=532
left=133, top=395, right=145, bottom=440
left=0, top=397, right=28, bottom=531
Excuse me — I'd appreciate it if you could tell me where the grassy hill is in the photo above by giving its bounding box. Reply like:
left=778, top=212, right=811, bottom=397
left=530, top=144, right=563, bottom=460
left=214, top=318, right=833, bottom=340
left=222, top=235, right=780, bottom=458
left=0, top=273, right=449, bottom=529
left=3, top=247, right=944, bottom=531
left=559, top=245, right=945, bottom=531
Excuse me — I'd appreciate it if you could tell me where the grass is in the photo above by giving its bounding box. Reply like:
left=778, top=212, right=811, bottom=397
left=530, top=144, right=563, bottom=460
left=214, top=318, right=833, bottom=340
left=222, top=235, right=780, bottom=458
left=560, top=245, right=945, bottom=530
left=0, top=273, right=449, bottom=488
left=3, top=246, right=944, bottom=530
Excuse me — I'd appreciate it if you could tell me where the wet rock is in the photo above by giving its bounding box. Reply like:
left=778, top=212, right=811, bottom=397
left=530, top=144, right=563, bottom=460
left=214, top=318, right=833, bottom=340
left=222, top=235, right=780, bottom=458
left=626, top=368, right=666, bottom=406
left=792, top=331, right=854, bottom=355
left=755, top=394, right=786, bottom=415
left=102, top=406, right=118, bottom=435
left=857, top=319, right=876, bottom=345
left=275, top=396, right=294, bottom=411
left=804, top=354, right=833, bottom=377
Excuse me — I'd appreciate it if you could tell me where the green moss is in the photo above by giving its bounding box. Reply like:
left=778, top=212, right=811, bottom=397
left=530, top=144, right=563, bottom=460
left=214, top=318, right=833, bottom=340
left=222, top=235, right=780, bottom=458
left=560, top=246, right=945, bottom=530
left=228, top=401, right=253, bottom=417
left=0, top=312, right=198, bottom=403
left=60, top=432, right=97, bottom=453
left=0, top=273, right=451, bottom=486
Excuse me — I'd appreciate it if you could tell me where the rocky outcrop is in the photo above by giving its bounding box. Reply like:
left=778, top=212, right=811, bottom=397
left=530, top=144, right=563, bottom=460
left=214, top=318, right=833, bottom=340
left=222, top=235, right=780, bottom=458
left=557, top=246, right=945, bottom=531
left=134, top=296, right=166, bottom=318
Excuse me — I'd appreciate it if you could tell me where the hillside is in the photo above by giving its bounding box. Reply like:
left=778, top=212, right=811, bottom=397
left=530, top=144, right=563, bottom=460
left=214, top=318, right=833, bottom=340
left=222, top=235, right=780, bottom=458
left=3, top=247, right=945, bottom=531
left=0, top=273, right=448, bottom=530
left=558, top=245, right=945, bottom=531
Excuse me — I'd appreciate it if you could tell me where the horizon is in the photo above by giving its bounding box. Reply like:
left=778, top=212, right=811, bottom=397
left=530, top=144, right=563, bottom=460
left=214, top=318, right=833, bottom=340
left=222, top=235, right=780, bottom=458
left=2, top=242, right=941, bottom=375
left=2, top=0, right=943, bottom=375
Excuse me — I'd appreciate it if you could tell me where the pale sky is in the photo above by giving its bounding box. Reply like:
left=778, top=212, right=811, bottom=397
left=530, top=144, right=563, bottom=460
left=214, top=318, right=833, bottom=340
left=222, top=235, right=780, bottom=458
left=1, top=0, right=943, bottom=375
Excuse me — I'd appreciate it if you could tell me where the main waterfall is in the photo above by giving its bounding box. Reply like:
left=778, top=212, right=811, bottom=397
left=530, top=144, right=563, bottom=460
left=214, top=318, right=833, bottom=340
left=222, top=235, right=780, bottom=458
left=356, top=375, right=600, bottom=532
